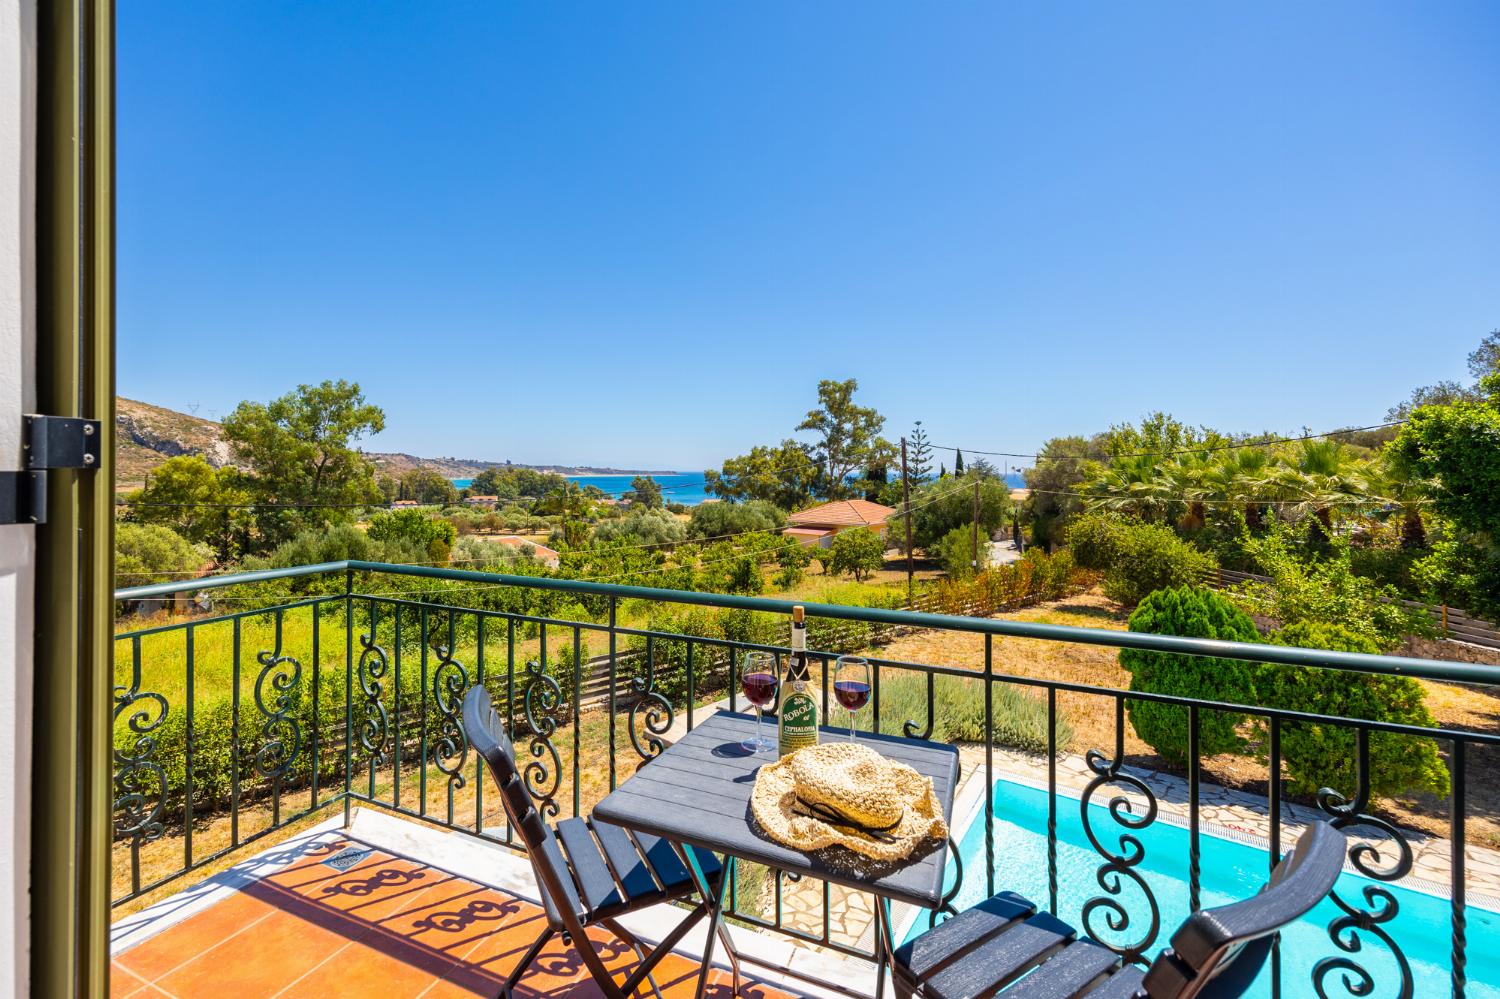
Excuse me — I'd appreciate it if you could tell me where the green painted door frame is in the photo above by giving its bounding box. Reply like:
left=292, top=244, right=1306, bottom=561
left=33, top=0, right=114, bottom=995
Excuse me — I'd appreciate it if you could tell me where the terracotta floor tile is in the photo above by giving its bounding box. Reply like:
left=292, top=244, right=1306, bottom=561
left=156, top=907, right=355, bottom=999
left=109, top=961, right=149, bottom=999
left=275, top=937, right=447, bottom=998
left=253, top=859, right=450, bottom=926
left=115, top=890, right=278, bottom=982
left=378, top=886, right=533, bottom=959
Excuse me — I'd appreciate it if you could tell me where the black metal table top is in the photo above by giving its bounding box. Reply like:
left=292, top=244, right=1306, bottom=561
left=592, top=711, right=960, bottom=910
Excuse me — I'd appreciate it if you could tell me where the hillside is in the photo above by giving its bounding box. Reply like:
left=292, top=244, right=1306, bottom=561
left=113, top=397, right=672, bottom=486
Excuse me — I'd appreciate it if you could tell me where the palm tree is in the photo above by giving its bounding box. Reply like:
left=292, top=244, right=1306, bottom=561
left=1371, top=455, right=1430, bottom=549
left=1083, top=454, right=1177, bottom=523
left=1199, top=447, right=1273, bottom=530
left=1267, top=440, right=1371, bottom=543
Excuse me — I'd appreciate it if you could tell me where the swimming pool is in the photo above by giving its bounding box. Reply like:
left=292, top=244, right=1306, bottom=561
left=901, top=779, right=1497, bottom=997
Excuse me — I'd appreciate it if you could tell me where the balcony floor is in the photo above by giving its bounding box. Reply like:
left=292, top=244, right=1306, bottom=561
left=110, top=810, right=872, bottom=999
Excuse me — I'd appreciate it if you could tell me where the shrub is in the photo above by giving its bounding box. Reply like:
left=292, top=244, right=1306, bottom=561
left=1260, top=622, right=1448, bottom=799
left=1118, top=587, right=1264, bottom=764
left=1101, top=522, right=1215, bottom=606
left=115, top=523, right=213, bottom=586
left=1233, top=530, right=1434, bottom=651
left=935, top=525, right=988, bottom=578
left=1065, top=513, right=1126, bottom=570
left=687, top=500, right=785, bottom=539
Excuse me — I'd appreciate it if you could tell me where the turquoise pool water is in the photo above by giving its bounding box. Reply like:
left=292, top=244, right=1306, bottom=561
left=902, top=780, right=1497, bottom=997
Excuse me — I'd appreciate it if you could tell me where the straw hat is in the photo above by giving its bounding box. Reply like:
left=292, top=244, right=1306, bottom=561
left=750, top=742, right=947, bottom=862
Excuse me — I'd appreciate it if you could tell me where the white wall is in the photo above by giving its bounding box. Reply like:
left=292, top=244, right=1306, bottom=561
left=0, top=1, right=35, bottom=995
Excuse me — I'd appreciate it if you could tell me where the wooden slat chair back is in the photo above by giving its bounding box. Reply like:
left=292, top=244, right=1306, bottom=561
left=463, top=684, right=729, bottom=999
left=892, top=822, right=1346, bottom=999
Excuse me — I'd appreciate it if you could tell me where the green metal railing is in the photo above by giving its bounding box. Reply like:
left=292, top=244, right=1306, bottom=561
left=113, top=561, right=1499, bottom=997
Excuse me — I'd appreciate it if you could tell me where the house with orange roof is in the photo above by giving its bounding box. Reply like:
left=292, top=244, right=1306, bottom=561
left=782, top=498, right=896, bottom=549
left=493, top=535, right=562, bottom=569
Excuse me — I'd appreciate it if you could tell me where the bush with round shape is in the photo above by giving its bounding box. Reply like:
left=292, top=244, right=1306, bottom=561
left=1261, top=622, right=1449, bottom=799
left=1118, top=586, right=1263, bottom=764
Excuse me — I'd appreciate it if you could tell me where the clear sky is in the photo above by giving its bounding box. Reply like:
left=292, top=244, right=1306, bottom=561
left=119, top=2, right=1499, bottom=471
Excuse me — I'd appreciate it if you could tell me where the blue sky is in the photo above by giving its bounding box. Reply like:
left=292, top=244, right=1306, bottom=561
left=119, top=3, right=1499, bottom=471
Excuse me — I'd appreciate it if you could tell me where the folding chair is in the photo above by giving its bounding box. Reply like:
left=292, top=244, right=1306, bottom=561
left=463, top=684, right=737, bottom=999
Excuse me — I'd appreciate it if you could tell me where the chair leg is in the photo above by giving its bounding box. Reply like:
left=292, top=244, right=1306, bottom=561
left=601, top=918, right=665, bottom=999
left=498, top=928, right=554, bottom=999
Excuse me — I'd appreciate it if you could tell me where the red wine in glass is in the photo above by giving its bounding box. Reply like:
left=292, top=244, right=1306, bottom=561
left=739, top=651, right=777, bottom=754
left=742, top=672, right=777, bottom=707
left=833, top=680, right=871, bottom=711
left=835, top=656, right=871, bottom=741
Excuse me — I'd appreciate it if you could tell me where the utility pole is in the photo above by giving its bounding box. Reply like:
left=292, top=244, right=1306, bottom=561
left=971, top=476, right=981, bottom=573
left=901, top=437, right=913, bottom=603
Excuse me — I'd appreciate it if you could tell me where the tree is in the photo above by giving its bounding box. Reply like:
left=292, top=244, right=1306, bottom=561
left=953, top=449, right=964, bottom=475
left=468, top=466, right=566, bottom=500
left=687, top=500, right=786, bottom=539
left=796, top=379, right=893, bottom=499
left=1101, top=412, right=1227, bottom=457
left=115, top=523, right=213, bottom=586
left=1265, top=439, right=1371, bottom=545
left=704, top=440, right=820, bottom=510
left=1469, top=328, right=1500, bottom=381
left=828, top=527, right=886, bottom=581
left=1024, top=435, right=1105, bottom=550
left=365, top=509, right=458, bottom=563
left=1385, top=380, right=1483, bottom=421
left=910, top=473, right=1011, bottom=550
left=123, top=455, right=256, bottom=562
left=593, top=508, right=685, bottom=546
left=906, top=421, right=934, bottom=481
left=220, top=380, right=386, bottom=548
left=624, top=475, right=664, bottom=509
left=399, top=469, right=460, bottom=506
left=1390, top=394, right=1500, bottom=541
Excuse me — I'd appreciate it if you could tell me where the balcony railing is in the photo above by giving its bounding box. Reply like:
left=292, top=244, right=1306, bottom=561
left=112, top=560, right=1500, bottom=998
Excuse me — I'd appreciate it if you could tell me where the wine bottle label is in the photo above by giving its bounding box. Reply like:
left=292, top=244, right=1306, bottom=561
left=778, top=690, right=818, bottom=757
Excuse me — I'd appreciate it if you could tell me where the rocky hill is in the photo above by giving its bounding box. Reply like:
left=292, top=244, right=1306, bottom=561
left=114, top=397, right=671, bottom=486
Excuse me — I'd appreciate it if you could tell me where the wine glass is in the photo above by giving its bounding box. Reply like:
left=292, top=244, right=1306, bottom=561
left=834, top=655, right=871, bottom=741
left=739, top=651, right=778, bottom=754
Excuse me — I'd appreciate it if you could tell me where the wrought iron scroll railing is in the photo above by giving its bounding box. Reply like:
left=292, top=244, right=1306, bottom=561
left=113, top=560, right=1500, bottom=998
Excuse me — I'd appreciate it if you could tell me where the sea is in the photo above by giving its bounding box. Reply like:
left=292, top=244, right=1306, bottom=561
left=451, top=472, right=713, bottom=505
left=451, top=470, right=1025, bottom=507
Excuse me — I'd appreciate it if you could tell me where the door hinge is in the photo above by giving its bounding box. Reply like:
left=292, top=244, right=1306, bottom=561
left=1, top=415, right=102, bottom=525
left=25, top=414, right=102, bottom=469
left=0, top=471, right=46, bottom=525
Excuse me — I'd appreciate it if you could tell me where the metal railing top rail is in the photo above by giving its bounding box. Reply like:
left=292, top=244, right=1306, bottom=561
left=114, top=559, right=1500, bottom=686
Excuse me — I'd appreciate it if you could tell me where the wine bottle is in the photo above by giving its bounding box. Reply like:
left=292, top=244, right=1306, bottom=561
left=777, top=605, right=819, bottom=757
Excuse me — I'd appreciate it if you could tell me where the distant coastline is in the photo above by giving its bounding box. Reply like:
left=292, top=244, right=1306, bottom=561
left=453, top=471, right=713, bottom=505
